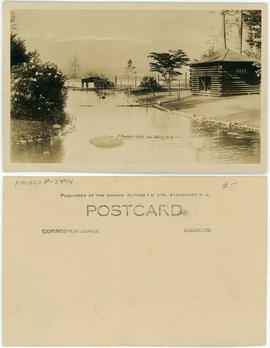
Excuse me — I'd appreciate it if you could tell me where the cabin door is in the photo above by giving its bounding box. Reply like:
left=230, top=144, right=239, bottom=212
left=199, top=76, right=211, bottom=91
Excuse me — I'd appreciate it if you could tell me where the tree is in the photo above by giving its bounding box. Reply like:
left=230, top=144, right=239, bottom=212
left=125, top=59, right=136, bottom=89
left=206, top=32, right=223, bottom=52
left=242, top=10, right=261, bottom=76
left=10, top=11, right=17, bottom=33
left=10, top=34, right=30, bottom=67
left=94, top=76, right=114, bottom=89
left=203, top=10, right=261, bottom=74
left=140, top=76, right=160, bottom=97
left=200, top=46, right=216, bottom=60
left=10, top=11, right=30, bottom=67
left=242, top=10, right=261, bottom=50
left=148, top=49, right=189, bottom=95
left=11, top=51, right=68, bottom=125
left=221, top=10, right=261, bottom=53
left=69, top=56, right=80, bottom=79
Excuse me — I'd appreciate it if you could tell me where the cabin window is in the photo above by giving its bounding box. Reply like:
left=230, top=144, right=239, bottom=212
left=236, top=67, right=247, bottom=75
left=199, top=77, right=211, bottom=91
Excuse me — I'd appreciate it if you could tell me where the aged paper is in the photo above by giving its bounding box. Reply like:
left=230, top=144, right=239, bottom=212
left=3, top=176, right=267, bottom=345
left=3, top=2, right=267, bottom=172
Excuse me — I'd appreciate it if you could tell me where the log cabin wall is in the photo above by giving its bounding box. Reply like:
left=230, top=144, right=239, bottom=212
left=190, top=62, right=260, bottom=96
left=221, top=63, right=260, bottom=96
left=190, top=65, right=223, bottom=96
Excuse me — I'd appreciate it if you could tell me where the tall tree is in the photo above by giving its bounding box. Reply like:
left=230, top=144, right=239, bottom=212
left=148, top=49, right=189, bottom=95
left=125, top=59, right=136, bottom=89
left=69, top=56, right=80, bottom=79
left=222, top=10, right=261, bottom=54
left=242, top=10, right=261, bottom=50
left=242, top=10, right=261, bottom=76
left=221, top=10, right=227, bottom=49
left=10, top=11, right=16, bottom=34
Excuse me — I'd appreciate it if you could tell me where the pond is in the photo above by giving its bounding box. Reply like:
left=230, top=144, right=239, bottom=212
left=11, top=89, right=260, bottom=166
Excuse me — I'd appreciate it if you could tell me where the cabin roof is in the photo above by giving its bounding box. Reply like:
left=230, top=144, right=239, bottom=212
left=81, top=76, right=97, bottom=82
left=190, top=48, right=255, bottom=65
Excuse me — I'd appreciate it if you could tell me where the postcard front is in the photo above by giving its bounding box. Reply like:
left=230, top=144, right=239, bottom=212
left=3, top=2, right=267, bottom=172
left=3, top=176, right=267, bottom=345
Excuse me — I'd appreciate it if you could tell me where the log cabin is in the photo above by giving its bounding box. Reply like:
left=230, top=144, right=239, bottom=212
left=190, top=49, right=260, bottom=96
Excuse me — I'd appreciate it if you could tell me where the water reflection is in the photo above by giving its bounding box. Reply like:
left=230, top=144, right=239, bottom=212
left=11, top=119, right=65, bottom=163
left=190, top=119, right=260, bottom=163
left=11, top=136, right=64, bottom=163
left=11, top=89, right=260, bottom=165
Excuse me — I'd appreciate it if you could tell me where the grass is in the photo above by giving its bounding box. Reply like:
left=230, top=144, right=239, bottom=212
left=133, top=89, right=261, bottom=129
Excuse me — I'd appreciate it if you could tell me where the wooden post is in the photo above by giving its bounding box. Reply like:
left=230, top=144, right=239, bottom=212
left=185, top=73, right=187, bottom=88
left=178, top=79, right=180, bottom=99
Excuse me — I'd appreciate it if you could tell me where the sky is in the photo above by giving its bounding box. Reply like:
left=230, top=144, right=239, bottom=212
left=13, top=10, right=242, bottom=77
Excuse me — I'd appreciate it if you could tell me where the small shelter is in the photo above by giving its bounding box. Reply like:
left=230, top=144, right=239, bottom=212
left=81, top=77, right=96, bottom=89
left=190, top=49, right=260, bottom=96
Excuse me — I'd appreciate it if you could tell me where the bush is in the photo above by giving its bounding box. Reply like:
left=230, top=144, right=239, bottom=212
left=94, top=76, right=114, bottom=89
left=140, top=76, right=161, bottom=93
left=11, top=52, right=68, bottom=125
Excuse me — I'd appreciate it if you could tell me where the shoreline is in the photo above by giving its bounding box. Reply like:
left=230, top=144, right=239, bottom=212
left=152, top=103, right=260, bottom=134
left=134, top=92, right=260, bottom=134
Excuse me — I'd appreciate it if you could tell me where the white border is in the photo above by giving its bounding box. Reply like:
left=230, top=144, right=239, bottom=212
left=0, top=1, right=269, bottom=347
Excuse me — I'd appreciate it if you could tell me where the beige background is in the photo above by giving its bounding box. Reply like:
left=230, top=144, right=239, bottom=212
left=2, top=2, right=268, bottom=173
left=3, top=176, right=267, bottom=345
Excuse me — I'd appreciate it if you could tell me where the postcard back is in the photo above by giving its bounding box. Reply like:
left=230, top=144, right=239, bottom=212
left=2, top=176, right=267, bottom=345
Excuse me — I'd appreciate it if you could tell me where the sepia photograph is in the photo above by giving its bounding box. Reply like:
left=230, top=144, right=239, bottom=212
left=3, top=2, right=267, bottom=172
